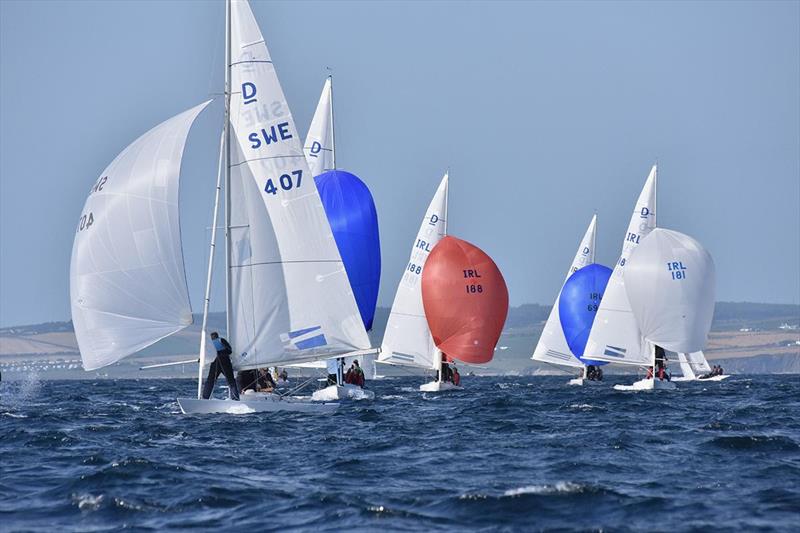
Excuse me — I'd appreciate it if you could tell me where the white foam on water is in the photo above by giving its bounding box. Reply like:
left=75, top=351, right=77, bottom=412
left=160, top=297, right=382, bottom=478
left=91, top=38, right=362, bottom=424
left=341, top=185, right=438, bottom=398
left=225, top=404, right=256, bottom=415
left=73, top=493, right=105, bottom=511
left=504, top=482, right=584, bottom=496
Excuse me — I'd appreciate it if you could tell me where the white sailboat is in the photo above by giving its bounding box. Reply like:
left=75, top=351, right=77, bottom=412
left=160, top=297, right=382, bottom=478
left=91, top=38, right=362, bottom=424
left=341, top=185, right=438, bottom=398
left=610, top=228, right=716, bottom=391
left=71, top=0, right=369, bottom=414
left=531, top=215, right=599, bottom=385
left=299, top=75, right=378, bottom=402
left=584, top=165, right=657, bottom=370
left=379, top=174, right=454, bottom=390
left=674, top=351, right=728, bottom=381
left=581, top=166, right=716, bottom=391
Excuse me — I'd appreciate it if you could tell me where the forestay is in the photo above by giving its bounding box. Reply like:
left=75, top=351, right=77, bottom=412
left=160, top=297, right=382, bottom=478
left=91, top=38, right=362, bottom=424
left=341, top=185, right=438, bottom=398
left=70, top=101, right=210, bottom=371
left=227, top=0, right=369, bottom=370
left=624, top=228, right=716, bottom=353
left=584, top=166, right=657, bottom=366
left=304, top=77, right=334, bottom=177
left=532, top=215, right=597, bottom=368
left=380, top=174, right=448, bottom=369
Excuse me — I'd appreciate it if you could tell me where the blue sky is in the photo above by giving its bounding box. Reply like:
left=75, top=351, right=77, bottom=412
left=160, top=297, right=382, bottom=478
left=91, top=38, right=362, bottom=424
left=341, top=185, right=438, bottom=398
left=1, top=0, right=798, bottom=327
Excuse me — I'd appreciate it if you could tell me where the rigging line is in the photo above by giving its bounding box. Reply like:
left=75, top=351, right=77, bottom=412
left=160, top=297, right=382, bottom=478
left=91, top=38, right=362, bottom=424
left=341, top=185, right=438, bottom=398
left=229, top=60, right=273, bottom=66
left=229, top=259, right=342, bottom=268
left=277, top=374, right=318, bottom=399
left=229, top=154, right=305, bottom=168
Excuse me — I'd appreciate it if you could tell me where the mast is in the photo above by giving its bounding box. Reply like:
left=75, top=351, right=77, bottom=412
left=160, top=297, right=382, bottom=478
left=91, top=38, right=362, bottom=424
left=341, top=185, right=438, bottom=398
left=224, top=0, right=232, bottom=339
left=328, top=73, right=336, bottom=170
left=444, top=170, right=449, bottom=236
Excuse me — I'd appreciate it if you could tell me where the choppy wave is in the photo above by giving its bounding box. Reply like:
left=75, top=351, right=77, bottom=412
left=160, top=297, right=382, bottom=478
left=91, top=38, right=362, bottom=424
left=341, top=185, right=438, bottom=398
left=1, top=375, right=799, bottom=530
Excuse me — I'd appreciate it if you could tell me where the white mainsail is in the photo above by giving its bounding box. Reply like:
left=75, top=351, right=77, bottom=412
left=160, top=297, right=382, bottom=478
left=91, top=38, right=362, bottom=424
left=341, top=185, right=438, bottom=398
left=584, top=165, right=657, bottom=366
left=70, top=101, right=211, bottom=371
left=531, top=215, right=597, bottom=368
left=677, top=351, right=711, bottom=380
left=227, top=0, right=369, bottom=370
left=623, top=228, right=716, bottom=354
left=380, top=173, right=449, bottom=369
left=303, top=77, right=334, bottom=177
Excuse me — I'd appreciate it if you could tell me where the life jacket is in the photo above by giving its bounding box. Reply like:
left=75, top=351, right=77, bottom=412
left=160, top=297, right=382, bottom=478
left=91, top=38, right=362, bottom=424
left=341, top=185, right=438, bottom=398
left=453, top=372, right=460, bottom=386
left=657, top=367, right=665, bottom=380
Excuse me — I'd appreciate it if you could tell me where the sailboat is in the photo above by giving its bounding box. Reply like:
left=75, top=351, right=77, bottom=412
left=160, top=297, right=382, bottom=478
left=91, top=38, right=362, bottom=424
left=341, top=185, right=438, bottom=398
left=583, top=166, right=716, bottom=391
left=419, top=235, right=509, bottom=391
left=672, top=351, right=728, bottom=382
left=531, top=215, right=611, bottom=385
left=301, top=76, right=381, bottom=401
left=70, top=0, right=371, bottom=414
left=379, top=174, right=449, bottom=382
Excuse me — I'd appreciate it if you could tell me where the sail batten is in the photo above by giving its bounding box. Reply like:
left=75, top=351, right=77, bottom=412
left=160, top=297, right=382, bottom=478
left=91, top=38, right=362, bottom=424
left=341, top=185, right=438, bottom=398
left=71, top=101, right=211, bottom=371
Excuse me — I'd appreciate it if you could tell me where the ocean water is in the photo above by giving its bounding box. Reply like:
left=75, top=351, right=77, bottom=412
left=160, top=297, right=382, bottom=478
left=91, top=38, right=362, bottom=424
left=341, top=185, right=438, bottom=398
left=1, top=375, right=798, bottom=531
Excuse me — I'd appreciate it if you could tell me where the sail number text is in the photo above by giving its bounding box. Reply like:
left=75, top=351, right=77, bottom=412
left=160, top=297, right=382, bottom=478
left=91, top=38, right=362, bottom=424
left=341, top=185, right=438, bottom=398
left=265, top=170, right=302, bottom=195
left=587, top=291, right=602, bottom=311
left=77, top=212, right=94, bottom=232
left=464, top=269, right=483, bottom=294
left=667, top=261, right=687, bottom=280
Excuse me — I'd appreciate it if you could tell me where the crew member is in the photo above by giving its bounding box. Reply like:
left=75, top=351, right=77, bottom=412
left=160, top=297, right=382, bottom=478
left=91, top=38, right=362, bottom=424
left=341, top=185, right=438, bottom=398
left=202, top=332, right=240, bottom=400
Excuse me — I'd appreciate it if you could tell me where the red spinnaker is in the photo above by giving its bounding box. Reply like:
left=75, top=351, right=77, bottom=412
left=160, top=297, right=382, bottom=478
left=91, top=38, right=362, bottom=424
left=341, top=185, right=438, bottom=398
left=421, top=236, right=509, bottom=364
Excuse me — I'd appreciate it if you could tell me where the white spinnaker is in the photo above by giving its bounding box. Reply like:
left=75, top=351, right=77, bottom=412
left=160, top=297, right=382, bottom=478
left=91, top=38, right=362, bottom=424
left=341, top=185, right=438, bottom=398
left=71, top=101, right=211, bottom=371
left=227, top=0, right=369, bottom=370
left=380, top=174, right=448, bottom=369
left=584, top=165, right=657, bottom=366
left=531, top=215, right=597, bottom=368
left=303, top=77, right=334, bottom=177
left=624, top=228, right=716, bottom=353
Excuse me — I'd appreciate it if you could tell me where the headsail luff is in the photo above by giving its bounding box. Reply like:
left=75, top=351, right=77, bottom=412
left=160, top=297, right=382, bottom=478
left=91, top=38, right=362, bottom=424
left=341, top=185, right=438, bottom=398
left=532, top=215, right=597, bottom=368
left=584, top=165, right=657, bottom=366
left=226, top=0, right=369, bottom=370
left=71, top=101, right=211, bottom=371
left=380, top=174, right=448, bottom=369
left=304, top=77, right=334, bottom=177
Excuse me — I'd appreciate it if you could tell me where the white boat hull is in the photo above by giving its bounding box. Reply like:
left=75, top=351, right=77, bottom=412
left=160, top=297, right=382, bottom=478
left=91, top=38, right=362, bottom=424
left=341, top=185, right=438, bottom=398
left=177, top=396, right=339, bottom=415
left=311, top=384, right=375, bottom=401
left=614, top=377, right=676, bottom=391
left=567, top=378, right=605, bottom=386
left=674, top=374, right=730, bottom=382
left=420, top=380, right=462, bottom=392
left=698, top=374, right=730, bottom=382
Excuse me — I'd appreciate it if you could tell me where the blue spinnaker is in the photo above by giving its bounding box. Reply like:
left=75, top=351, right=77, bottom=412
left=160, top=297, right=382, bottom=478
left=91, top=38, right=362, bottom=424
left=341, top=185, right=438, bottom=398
left=315, top=170, right=381, bottom=331
left=559, top=263, right=612, bottom=365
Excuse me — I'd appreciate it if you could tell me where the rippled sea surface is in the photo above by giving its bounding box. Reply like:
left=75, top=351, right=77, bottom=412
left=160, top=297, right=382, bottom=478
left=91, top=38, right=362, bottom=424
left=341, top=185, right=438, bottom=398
left=1, top=375, right=799, bottom=531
